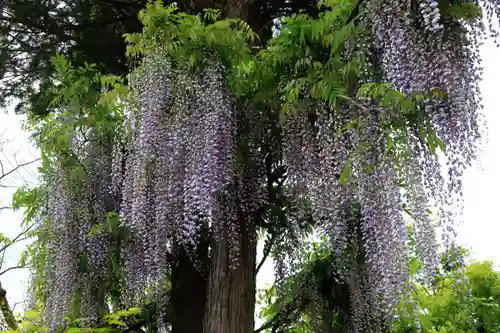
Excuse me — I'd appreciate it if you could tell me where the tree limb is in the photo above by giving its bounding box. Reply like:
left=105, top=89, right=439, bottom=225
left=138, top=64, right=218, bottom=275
left=0, top=266, right=25, bottom=276
left=254, top=295, right=303, bottom=333
left=0, top=158, right=41, bottom=182
left=255, top=318, right=277, bottom=333
left=254, top=307, right=300, bottom=333
left=256, top=232, right=276, bottom=274
left=0, top=222, right=36, bottom=254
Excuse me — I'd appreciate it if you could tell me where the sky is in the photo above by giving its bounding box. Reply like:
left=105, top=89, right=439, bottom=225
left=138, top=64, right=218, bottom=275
left=458, top=34, right=500, bottom=265
left=0, top=112, right=40, bottom=314
left=0, top=26, right=498, bottom=322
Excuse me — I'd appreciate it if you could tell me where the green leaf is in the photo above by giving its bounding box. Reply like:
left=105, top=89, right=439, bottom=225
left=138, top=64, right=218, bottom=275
left=339, top=159, right=353, bottom=185
left=108, top=319, right=127, bottom=326
left=67, top=329, right=87, bottom=333
left=443, top=2, right=482, bottom=20
left=409, top=258, right=423, bottom=276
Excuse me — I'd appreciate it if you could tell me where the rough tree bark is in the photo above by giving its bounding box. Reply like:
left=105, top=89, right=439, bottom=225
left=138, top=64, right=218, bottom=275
left=170, top=237, right=209, bottom=333
left=168, top=1, right=263, bottom=332
left=191, top=0, right=263, bottom=34
left=203, top=221, right=257, bottom=333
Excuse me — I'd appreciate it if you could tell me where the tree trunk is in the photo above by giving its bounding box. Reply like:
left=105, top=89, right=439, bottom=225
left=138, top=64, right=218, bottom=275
left=170, top=238, right=209, bottom=333
left=0, top=284, right=17, bottom=330
left=190, top=0, right=266, bottom=44
left=169, top=3, right=261, bottom=332
left=203, top=222, right=257, bottom=333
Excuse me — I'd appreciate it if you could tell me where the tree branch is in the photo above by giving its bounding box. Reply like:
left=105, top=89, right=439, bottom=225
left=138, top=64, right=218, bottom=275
left=254, top=291, right=304, bottom=333
left=0, top=158, right=41, bottom=182
left=254, top=306, right=301, bottom=333
left=256, top=232, right=276, bottom=274
left=0, top=222, right=35, bottom=254
left=255, top=315, right=279, bottom=333
left=11, top=300, right=25, bottom=312
left=0, top=266, right=25, bottom=276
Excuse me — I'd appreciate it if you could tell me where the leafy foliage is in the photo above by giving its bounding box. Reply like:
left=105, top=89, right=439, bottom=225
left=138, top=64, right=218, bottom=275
left=0, top=0, right=325, bottom=116
left=258, top=228, right=500, bottom=333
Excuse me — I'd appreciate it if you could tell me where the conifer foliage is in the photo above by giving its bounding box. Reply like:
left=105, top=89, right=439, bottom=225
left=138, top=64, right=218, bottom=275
left=12, top=0, right=498, bottom=332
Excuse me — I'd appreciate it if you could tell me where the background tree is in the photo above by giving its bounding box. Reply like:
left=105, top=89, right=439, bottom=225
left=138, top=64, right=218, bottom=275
left=0, top=0, right=323, bottom=116
left=392, top=253, right=500, bottom=333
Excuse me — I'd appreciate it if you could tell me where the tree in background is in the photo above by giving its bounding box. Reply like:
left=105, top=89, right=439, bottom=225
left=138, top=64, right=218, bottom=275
left=394, top=248, right=500, bottom=333
left=3, top=0, right=498, bottom=333
left=0, top=0, right=322, bottom=116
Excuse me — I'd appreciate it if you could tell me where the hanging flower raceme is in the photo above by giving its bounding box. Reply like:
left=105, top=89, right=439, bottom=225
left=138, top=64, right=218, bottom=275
left=281, top=104, right=409, bottom=329
left=372, top=0, right=486, bottom=252
left=19, top=55, right=128, bottom=329
left=42, top=133, right=116, bottom=329
left=277, top=0, right=495, bottom=329
left=43, top=169, right=78, bottom=327
left=118, top=49, right=243, bottom=300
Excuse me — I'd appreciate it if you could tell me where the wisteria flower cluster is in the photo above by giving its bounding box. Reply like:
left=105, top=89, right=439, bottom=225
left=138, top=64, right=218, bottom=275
left=279, top=0, right=490, bottom=329
left=118, top=51, right=267, bottom=302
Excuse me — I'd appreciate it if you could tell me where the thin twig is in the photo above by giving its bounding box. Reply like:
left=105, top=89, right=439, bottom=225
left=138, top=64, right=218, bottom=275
left=0, top=158, right=41, bottom=181
left=0, top=222, right=36, bottom=254
left=12, top=300, right=25, bottom=312
left=0, top=266, right=25, bottom=276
